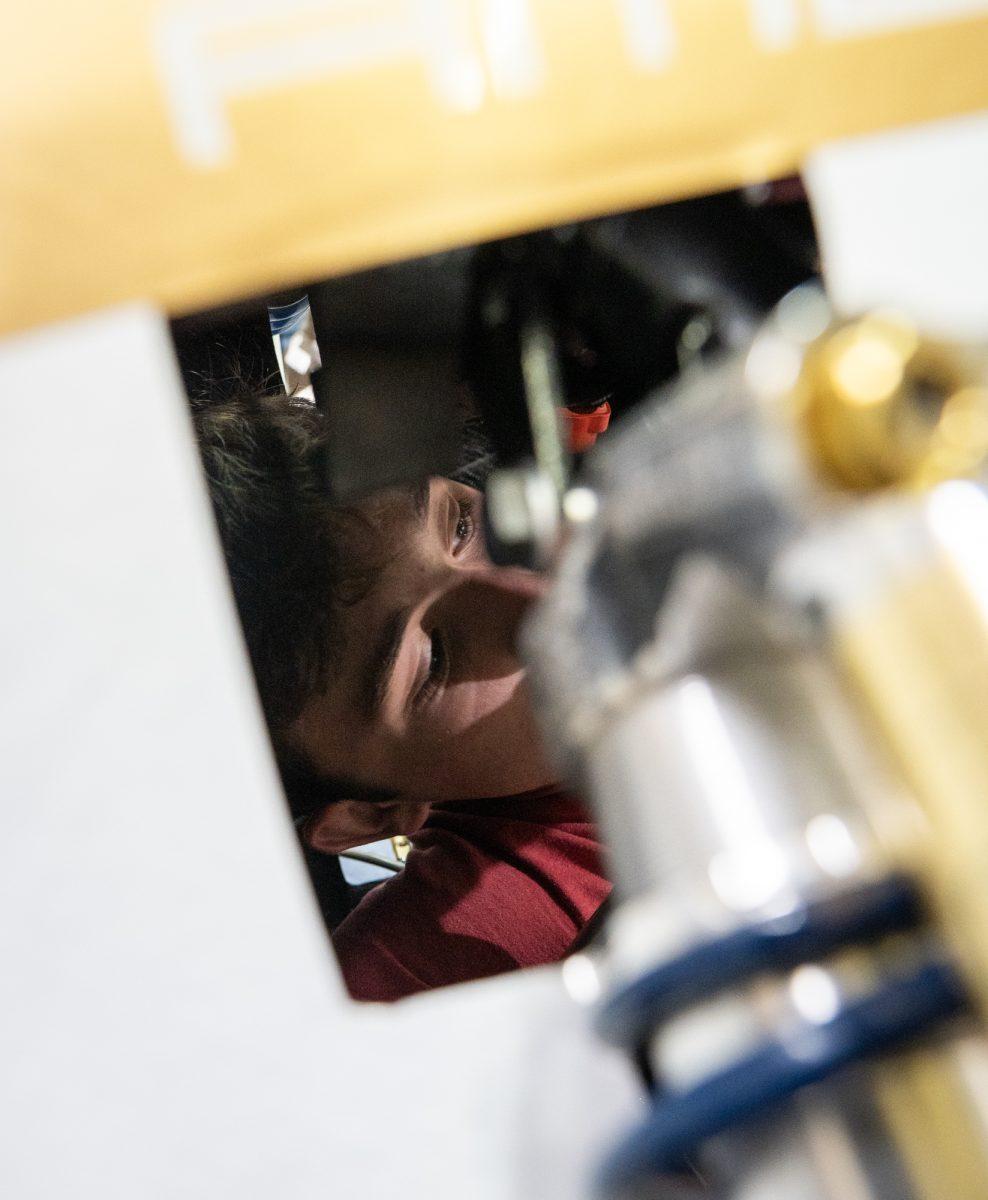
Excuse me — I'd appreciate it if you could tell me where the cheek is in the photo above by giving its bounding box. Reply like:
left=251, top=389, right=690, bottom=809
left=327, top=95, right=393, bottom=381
left=439, top=670, right=528, bottom=736
left=404, top=672, right=552, bottom=798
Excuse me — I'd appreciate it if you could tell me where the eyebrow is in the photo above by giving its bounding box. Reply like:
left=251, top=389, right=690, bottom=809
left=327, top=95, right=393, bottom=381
left=410, top=477, right=430, bottom=521
left=359, top=604, right=413, bottom=722
left=355, top=479, right=433, bottom=723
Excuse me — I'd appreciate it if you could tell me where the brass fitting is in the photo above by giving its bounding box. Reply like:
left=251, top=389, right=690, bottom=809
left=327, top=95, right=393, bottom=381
left=793, top=310, right=988, bottom=492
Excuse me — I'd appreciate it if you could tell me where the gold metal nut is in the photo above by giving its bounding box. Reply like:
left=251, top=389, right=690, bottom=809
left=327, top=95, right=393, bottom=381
left=794, top=312, right=988, bottom=492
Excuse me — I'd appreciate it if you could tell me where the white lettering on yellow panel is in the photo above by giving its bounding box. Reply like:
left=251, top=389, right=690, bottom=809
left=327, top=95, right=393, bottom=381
left=748, top=0, right=802, bottom=52
left=618, top=0, right=677, bottom=72
left=156, top=0, right=988, bottom=168
left=155, top=0, right=488, bottom=167
left=480, top=0, right=544, bottom=100
left=750, top=0, right=988, bottom=51
left=155, top=0, right=681, bottom=167
left=814, top=0, right=988, bottom=39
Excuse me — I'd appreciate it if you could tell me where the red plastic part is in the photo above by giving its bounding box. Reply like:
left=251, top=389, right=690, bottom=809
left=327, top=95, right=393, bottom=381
left=560, top=401, right=611, bottom=453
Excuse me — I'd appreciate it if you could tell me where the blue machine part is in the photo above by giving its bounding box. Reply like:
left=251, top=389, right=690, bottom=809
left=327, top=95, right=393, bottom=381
left=596, top=874, right=923, bottom=1051
left=597, top=958, right=967, bottom=1194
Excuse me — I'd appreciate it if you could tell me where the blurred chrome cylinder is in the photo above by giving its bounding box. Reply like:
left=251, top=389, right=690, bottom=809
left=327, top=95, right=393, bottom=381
left=585, top=563, right=892, bottom=919
left=525, top=293, right=988, bottom=1200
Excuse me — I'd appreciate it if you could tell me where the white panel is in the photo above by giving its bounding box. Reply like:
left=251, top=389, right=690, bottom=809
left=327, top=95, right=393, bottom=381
left=0, top=306, right=640, bottom=1198
left=0, top=305, right=350, bottom=1196
left=806, top=109, right=988, bottom=340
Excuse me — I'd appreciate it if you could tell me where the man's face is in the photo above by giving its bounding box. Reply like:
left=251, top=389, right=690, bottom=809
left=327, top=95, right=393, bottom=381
left=287, top=478, right=554, bottom=821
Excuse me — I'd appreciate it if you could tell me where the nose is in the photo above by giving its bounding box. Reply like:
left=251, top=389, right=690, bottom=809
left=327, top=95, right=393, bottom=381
left=466, top=563, right=550, bottom=604
left=437, top=563, right=549, bottom=671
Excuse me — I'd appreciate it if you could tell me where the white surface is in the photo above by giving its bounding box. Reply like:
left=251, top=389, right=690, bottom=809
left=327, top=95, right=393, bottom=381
left=340, top=838, right=402, bottom=883
left=806, top=109, right=988, bottom=340
left=0, top=306, right=639, bottom=1198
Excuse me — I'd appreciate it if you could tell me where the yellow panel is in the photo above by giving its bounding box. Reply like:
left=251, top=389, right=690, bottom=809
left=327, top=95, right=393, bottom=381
left=873, top=1045, right=988, bottom=1200
left=836, top=539, right=988, bottom=1018
left=4, top=0, right=988, bottom=331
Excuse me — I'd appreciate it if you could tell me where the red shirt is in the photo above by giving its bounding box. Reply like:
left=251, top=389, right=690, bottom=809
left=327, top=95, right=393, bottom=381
left=332, top=789, right=611, bottom=1001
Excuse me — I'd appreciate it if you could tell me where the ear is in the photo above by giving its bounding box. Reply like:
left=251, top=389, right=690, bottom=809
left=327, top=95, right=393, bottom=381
left=305, top=798, right=431, bottom=855
left=305, top=799, right=398, bottom=855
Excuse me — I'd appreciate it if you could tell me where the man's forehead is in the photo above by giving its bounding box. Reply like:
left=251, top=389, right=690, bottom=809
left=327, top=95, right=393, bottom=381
left=358, top=477, right=430, bottom=529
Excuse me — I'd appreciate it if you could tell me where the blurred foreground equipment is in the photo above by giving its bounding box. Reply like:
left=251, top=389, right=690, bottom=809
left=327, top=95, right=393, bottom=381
left=527, top=288, right=988, bottom=1199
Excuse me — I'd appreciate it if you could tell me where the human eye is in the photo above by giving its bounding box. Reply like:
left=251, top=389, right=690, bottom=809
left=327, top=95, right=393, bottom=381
left=414, top=630, right=449, bottom=707
left=452, top=494, right=479, bottom=556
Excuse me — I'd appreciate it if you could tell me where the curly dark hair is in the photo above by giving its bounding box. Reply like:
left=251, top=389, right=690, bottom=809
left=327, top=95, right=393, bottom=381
left=191, top=382, right=378, bottom=735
